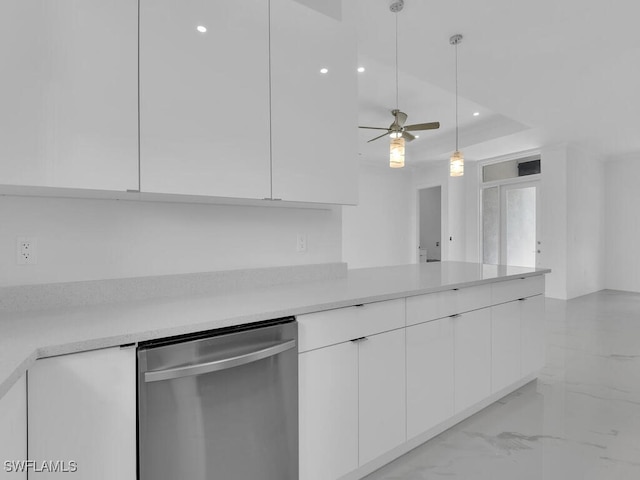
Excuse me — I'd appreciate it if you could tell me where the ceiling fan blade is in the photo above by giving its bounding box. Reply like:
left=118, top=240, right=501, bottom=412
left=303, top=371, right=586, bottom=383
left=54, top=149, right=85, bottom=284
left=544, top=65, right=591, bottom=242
left=402, top=131, right=416, bottom=142
left=393, top=110, right=408, bottom=127
left=367, top=131, right=392, bottom=143
left=404, top=121, right=440, bottom=131
left=359, top=126, right=391, bottom=131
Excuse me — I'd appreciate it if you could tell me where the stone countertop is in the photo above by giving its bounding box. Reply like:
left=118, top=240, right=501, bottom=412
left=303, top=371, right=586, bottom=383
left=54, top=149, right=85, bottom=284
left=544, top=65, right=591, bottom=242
left=0, top=261, right=550, bottom=399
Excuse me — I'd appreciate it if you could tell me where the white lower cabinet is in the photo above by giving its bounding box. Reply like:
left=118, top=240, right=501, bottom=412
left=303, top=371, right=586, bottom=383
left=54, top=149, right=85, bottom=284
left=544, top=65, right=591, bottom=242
left=0, top=375, right=27, bottom=480
left=406, top=317, right=454, bottom=439
left=521, top=294, right=545, bottom=376
left=299, top=342, right=359, bottom=480
left=28, top=346, right=136, bottom=480
left=491, top=301, right=522, bottom=393
left=358, top=329, right=406, bottom=465
left=454, top=308, right=492, bottom=414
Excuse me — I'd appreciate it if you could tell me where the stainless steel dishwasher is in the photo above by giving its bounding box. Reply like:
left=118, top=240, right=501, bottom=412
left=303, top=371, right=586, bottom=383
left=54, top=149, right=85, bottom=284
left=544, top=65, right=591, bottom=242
left=138, top=318, right=298, bottom=480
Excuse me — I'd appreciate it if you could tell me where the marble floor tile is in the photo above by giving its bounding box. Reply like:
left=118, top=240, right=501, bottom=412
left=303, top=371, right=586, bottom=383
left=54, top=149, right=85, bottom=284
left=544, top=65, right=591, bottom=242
left=365, top=290, right=640, bottom=480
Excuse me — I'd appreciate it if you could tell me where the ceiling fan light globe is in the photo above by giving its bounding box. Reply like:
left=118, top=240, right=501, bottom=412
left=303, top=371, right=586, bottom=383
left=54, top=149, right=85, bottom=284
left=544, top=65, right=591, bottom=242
left=390, top=137, right=405, bottom=168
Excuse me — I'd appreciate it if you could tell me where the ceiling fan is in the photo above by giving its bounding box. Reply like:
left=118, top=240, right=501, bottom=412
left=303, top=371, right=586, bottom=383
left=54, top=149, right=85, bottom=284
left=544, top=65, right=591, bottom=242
left=358, top=0, right=440, bottom=167
left=359, top=109, right=440, bottom=143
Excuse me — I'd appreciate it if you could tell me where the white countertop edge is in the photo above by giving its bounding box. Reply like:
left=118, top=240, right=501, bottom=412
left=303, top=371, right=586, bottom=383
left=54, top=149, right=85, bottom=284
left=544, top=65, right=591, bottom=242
left=0, top=265, right=550, bottom=399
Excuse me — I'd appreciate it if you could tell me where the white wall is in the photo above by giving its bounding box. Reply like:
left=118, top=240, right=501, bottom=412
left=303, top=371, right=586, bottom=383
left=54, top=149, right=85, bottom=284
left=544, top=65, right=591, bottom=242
left=605, top=156, right=640, bottom=292
left=342, top=161, right=413, bottom=268
left=566, top=146, right=605, bottom=298
left=0, top=195, right=342, bottom=287
left=540, top=145, right=568, bottom=299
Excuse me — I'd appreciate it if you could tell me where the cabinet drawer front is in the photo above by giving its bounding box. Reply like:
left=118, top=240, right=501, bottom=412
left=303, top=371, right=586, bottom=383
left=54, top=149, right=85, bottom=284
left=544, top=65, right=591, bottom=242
left=297, top=299, right=405, bottom=352
left=491, top=275, right=545, bottom=304
left=406, top=284, right=492, bottom=326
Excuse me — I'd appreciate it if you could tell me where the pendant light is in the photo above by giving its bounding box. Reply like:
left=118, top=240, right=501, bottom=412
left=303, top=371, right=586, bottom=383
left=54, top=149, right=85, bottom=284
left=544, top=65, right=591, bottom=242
left=389, top=0, right=405, bottom=168
left=449, top=34, right=464, bottom=177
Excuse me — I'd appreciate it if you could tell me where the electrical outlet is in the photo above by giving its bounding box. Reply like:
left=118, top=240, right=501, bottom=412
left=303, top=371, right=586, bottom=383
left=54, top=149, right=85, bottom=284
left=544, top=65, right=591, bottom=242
left=296, top=233, right=307, bottom=253
left=16, top=237, right=37, bottom=265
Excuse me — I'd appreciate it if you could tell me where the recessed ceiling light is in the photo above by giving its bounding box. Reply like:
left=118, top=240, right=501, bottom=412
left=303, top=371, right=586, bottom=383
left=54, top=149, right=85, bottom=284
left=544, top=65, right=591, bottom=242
left=414, top=135, right=420, bottom=138
left=196, top=25, right=207, bottom=33
left=473, top=112, right=480, bottom=116
left=320, top=68, right=329, bottom=74
left=357, top=67, right=365, bottom=73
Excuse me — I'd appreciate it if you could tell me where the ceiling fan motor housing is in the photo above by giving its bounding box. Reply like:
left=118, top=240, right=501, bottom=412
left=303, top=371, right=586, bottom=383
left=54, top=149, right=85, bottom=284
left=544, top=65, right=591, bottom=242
left=389, top=0, right=404, bottom=13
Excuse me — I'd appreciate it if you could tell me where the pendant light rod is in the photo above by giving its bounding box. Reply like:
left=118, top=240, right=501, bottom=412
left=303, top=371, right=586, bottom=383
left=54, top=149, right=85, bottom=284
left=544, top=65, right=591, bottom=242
left=449, top=34, right=463, bottom=151
left=395, top=13, right=399, bottom=110
left=390, top=1, right=404, bottom=110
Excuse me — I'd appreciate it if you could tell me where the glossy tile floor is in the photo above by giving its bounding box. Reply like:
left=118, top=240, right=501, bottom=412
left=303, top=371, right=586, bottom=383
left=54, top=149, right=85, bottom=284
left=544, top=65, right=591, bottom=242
left=365, top=290, right=640, bottom=480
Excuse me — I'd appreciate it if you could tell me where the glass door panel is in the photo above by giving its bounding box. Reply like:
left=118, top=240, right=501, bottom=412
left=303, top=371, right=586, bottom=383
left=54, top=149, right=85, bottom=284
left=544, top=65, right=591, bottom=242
left=482, top=187, right=500, bottom=265
left=504, top=185, right=537, bottom=268
left=482, top=181, right=539, bottom=267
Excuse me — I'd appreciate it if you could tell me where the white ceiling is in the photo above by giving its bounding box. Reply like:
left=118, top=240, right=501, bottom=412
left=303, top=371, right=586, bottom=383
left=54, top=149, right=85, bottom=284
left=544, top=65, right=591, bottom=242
left=355, top=0, right=640, bottom=165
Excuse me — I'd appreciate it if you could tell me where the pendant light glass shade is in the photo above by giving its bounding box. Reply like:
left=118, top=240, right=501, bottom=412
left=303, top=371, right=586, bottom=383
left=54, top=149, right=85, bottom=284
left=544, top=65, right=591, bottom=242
left=450, top=150, right=464, bottom=176
left=390, top=137, right=405, bottom=168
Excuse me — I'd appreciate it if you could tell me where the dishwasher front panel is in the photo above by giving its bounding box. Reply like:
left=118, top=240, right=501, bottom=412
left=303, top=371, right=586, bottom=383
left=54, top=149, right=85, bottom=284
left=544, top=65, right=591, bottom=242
left=138, top=319, right=298, bottom=480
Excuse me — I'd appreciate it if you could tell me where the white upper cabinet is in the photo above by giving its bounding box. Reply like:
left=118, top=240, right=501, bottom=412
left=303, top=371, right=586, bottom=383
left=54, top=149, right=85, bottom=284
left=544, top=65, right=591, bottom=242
left=139, top=0, right=271, bottom=199
left=270, top=0, right=358, bottom=205
left=0, top=0, right=138, bottom=191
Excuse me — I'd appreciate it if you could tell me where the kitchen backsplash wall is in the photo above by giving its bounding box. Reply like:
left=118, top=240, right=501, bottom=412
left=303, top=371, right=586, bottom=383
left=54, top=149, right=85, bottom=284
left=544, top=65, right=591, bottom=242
left=0, top=195, right=342, bottom=287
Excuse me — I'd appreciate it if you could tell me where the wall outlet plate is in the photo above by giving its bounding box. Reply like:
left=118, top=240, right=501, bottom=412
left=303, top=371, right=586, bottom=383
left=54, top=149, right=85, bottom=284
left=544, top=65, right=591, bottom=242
left=296, top=233, right=307, bottom=253
left=16, top=236, right=37, bottom=265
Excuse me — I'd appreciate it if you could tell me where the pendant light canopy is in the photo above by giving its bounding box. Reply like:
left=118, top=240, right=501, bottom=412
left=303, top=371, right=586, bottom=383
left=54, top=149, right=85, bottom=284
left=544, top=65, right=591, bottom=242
left=450, top=34, right=464, bottom=177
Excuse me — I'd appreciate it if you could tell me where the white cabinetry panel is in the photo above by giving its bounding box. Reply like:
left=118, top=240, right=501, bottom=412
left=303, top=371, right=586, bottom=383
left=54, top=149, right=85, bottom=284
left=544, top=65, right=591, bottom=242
left=406, top=318, right=454, bottom=439
left=454, top=308, right=492, bottom=413
left=298, top=299, right=405, bottom=352
left=270, top=0, right=358, bottom=205
left=28, top=347, right=136, bottom=480
left=406, top=284, right=492, bottom=326
left=491, top=301, right=522, bottom=393
left=299, top=342, right=358, bottom=480
left=522, top=294, right=545, bottom=375
left=491, top=276, right=545, bottom=304
left=0, top=0, right=138, bottom=191
left=0, top=376, right=27, bottom=480
left=358, top=328, right=406, bottom=466
left=140, top=0, right=271, bottom=199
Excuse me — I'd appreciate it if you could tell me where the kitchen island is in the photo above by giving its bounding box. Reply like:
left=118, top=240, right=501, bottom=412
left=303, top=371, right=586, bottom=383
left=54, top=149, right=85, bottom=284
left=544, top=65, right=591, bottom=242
left=0, top=261, right=549, bottom=480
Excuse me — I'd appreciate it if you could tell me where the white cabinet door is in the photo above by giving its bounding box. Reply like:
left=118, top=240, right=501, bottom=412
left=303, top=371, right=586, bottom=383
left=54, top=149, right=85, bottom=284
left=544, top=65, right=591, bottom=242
left=270, top=0, right=358, bottom=205
left=0, top=0, right=138, bottom=191
left=139, top=0, right=271, bottom=199
left=454, top=308, right=491, bottom=413
left=521, top=294, right=545, bottom=376
left=0, top=376, right=27, bottom=480
left=299, top=342, right=358, bottom=480
left=28, top=347, right=136, bottom=480
left=491, top=301, right=522, bottom=393
left=406, top=318, right=454, bottom=439
left=358, top=328, right=406, bottom=466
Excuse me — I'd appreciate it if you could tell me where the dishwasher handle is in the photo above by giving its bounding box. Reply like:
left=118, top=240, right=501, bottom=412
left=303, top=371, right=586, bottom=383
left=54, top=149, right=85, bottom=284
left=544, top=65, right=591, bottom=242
left=144, top=339, right=296, bottom=383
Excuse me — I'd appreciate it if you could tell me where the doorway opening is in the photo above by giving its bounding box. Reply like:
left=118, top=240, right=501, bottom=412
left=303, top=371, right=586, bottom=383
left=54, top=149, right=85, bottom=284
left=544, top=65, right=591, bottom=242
left=481, top=156, right=541, bottom=268
left=418, top=186, right=442, bottom=263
